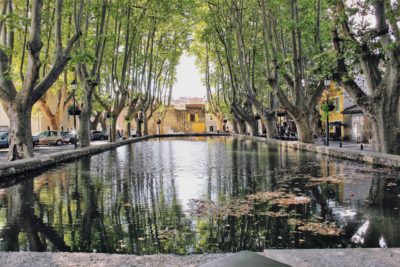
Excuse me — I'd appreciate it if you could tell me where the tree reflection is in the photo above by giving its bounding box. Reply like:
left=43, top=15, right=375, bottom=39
left=0, top=179, right=69, bottom=251
left=0, top=138, right=399, bottom=254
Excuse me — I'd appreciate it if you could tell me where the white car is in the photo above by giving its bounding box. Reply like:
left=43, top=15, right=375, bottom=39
left=35, top=131, right=64, bottom=145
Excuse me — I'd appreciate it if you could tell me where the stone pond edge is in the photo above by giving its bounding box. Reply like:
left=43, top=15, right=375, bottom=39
left=237, top=134, right=400, bottom=170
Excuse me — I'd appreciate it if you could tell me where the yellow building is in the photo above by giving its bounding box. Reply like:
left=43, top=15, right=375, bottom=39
left=144, top=104, right=206, bottom=134
left=185, top=104, right=206, bottom=133
left=319, top=82, right=372, bottom=142
left=320, top=82, right=345, bottom=139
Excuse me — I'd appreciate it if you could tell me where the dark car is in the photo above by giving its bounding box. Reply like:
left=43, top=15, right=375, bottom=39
left=91, top=130, right=108, bottom=141
left=61, top=131, right=77, bottom=144
left=0, top=131, right=39, bottom=148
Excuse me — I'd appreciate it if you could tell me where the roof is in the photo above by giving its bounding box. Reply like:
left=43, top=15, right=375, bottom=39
left=342, top=105, right=363, bottom=115
left=185, top=104, right=205, bottom=109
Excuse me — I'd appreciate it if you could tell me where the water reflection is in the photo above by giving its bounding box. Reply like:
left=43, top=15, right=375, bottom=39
left=0, top=137, right=398, bottom=254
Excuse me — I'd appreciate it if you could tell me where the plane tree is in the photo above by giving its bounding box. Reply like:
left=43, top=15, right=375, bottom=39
left=0, top=0, right=81, bottom=160
left=332, top=0, right=400, bottom=154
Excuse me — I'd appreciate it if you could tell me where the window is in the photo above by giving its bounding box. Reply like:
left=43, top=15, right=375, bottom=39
left=334, top=97, right=340, bottom=112
left=190, top=114, right=195, bottom=122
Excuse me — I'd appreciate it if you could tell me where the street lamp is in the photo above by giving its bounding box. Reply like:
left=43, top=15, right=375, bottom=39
left=324, top=80, right=331, bottom=146
left=71, top=79, right=78, bottom=149
left=156, top=111, right=162, bottom=135
left=223, top=118, right=228, bottom=133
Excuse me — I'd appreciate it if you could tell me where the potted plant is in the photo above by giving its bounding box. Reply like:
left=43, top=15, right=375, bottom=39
left=68, top=105, right=81, bottom=116
left=321, top=101, right=335, bottom=112
left=124, top=116, right=131, bottom=123
left=276, top=109, right=287, bottom=117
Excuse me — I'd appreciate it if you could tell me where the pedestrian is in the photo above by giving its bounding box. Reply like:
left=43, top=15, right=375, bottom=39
left=117, top=129, right=121, bottom=138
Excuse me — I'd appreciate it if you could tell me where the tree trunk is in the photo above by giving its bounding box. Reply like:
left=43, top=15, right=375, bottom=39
left=245, top=121, right=256, bottom=136
left=232, top=120, right=238, bottom=133
left=143, top=114, right=148, bottom=136
left=79, top=88, right=94, bottom=147
left=110, top=118, right=117, bottom=143
left=368, top=103, right=400, bottom=154
left=7, top=105, right=34, bottom=161
left=90, top=112, right=102, bottom=131
left=125, top=122, right=131, bottom=138
left=264, top=112, right=278, bottom=139
left=37, top=99, right=59, bottom=130
left=100, top=115, right=107, bottom=132
left=234, top=119, right=245, bottom=134
left=136, top=118, right=142, bottom=137
left=292, top=113, right=314, bottom=143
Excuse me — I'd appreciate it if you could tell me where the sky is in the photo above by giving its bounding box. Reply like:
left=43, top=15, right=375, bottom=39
left=172, top=53, right=206, bottom=100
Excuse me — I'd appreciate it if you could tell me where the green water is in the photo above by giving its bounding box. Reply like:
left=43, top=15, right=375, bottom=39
left=0, top=137, right=399, bottom=254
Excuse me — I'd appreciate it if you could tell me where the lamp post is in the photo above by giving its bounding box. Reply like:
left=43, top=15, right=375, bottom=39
left=223, top=118, right=227, bottom=133
left=137, top=107, right=144, bottom=137
left=324, top=80, right=331, bottom=146
left=156, top=112, right=162, bottom=135
left=71, top=79, right=78, bottom=149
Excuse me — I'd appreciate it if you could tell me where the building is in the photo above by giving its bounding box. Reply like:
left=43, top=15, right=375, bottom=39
left=0, top=92, right=76, bottom=134
left=205, top=113, right=219, bottom=133
left=146, top=103, right=207, bottom=134
left=319, top=80, right=371, bottom=142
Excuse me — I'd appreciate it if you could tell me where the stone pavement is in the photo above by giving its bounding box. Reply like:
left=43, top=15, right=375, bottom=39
left=314, top=139, right=372, bottom=152
left=0, top=140, right=110, bottom=162
left=0, top=248, right=398, bottom=267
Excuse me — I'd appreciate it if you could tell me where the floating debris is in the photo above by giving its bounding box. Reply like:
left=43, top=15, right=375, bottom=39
left=306, top=175, right=345, bottom=186
left=298, top=222, right=342, bottom=236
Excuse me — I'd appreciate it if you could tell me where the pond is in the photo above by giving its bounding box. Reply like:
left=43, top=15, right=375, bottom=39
left=0, top=137, right=399, bottom=254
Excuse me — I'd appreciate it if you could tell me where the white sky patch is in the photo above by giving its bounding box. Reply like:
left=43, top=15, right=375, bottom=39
left=172, top=53, right=206, bottom=100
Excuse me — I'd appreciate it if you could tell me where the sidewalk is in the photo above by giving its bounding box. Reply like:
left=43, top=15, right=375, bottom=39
left=313, top=139, right=372, bottom=152
left=0, top=140, right=110, bottom=162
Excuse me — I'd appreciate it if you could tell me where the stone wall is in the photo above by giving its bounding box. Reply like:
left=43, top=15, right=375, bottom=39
left=238, top=135, right=400, bottom=169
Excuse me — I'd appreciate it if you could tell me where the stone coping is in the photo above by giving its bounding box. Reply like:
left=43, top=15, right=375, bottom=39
left=0, top=133, right=230, bottom=180
left=0, top=248, right=398, bottom=267
left=237, top=135, right=400, bottom=169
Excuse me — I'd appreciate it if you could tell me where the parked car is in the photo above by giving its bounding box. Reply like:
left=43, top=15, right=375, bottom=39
left=0, top=131, right=8, bottom=148
left=61, top=131, right=77, bottom=144
left=0, top=131, right=39, bottom=148
left=35, top=130, right=64, bottom=145
left=91, top=130, right=108, bottom=141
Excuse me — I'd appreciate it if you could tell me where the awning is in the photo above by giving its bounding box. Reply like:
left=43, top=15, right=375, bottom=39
left=342, top=105, right=363, bottom=115
left=329, top=121, right=346, bottom=127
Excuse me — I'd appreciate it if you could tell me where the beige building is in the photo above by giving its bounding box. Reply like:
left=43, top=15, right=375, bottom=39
left=146, top=104, right=207, bottom=134
left=0, top=92, right=76, bottom=134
